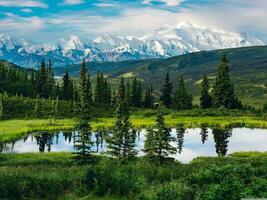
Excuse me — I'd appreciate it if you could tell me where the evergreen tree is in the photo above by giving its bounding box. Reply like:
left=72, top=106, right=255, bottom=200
left=107, top=78, right=136, bottom=162
left=160, top=73, right=173, bottom=108
left=143, top=107, right=176, bottom=163
left=46, top=59, right=55, bottom=97
left=0, top=94, right=4, bottom=120
left=79, top=59, right=92, bottom=119
left=200, top=74, right=212, bottom=109
left=94, top=71, right=102, bottom=104
left=36, top=60, right=48, bottom=98
left=103, top=78, right=111, bottom=104
left=73, top=62, right=94, bottom=164
left=62, top=71, right=73, bottom=101
left=131, top=77, right=143, bottom=107
left=173, top=75, right=192, bottom=110
left=73, top=118, right=94, bottom=164
left=125, top=79, right=131, bottom=106
left=34, top=95, right=42, bottom=117
left=144, top=85, right=154, bottom=108
left=213, top=55, right=241, bottom=109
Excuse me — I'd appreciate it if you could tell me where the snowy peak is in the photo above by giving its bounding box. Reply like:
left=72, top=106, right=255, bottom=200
left=0, top=22, right=265, bottom=67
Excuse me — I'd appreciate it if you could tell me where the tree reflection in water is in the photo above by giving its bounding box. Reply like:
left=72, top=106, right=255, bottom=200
left=212, top=127, right=233, bottom=156
left=35, top=131, right=54, bottom=152
left=200, top=126, right=208, bottom=144
left=176, top=127, right=186, bottom=154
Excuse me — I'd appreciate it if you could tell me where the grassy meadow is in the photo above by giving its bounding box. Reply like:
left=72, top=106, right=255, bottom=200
left=0, top=152, right=266, bottom=199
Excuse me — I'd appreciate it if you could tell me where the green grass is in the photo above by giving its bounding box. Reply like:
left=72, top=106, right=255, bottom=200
left=0, top=152, right=266, bottom=199
left=0, top=113, right=267, bottom=142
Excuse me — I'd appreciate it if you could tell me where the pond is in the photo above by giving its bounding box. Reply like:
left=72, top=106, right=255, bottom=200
left=1, top=127, right=267, bottom=163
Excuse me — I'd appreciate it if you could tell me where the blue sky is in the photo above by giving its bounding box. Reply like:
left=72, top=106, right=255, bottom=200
left=0, top=0, right=267, bottom=43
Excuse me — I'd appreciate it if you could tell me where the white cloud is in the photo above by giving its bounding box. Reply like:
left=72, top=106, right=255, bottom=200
left=21, top=8, right=33, bottom=13
left=142, top=0, right=185, bottom=6
left=61, top=0, right=85, bottom=5
left=95, top=3, right=118, bottom=7
left=1, top=0, right=267, bottom=42
left=0, top=0, right=48, bottom=8
left=0, top=14, right=45, bottom=36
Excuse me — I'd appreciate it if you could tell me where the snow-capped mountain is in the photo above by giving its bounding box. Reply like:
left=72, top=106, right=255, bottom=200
left=0, top=22, right=265, bottom=68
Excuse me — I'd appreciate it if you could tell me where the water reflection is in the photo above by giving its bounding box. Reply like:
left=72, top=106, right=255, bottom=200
left=212, top=128, right=232, bottom=156
left=35, top=131, right=54, bottom=152
left=200, top=127, right=208, bottom=144
left=1, top=127, right=267, bottom=163
left=176, top=127, right=185, bottom=154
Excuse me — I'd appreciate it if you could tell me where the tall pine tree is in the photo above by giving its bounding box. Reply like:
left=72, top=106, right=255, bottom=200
left=143, top=107, right=176, bottom=163
left=36, top=60, right=48, bottom=98
left=173, top=75, right=192, bottom=110
left=79, top=59, right=92, bottom=119
left=62, top=71, right=74, bottom=101
left=160, top=73, right=173, bottom=108
left=213, top=55, right=241, bottom=109
left=200, top=74, right=212, bottom=109
left=107, top=77, right=136, bottom=162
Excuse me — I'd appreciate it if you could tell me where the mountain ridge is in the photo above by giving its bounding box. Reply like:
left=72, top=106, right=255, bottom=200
left=0, top=21, right=264, bottom=68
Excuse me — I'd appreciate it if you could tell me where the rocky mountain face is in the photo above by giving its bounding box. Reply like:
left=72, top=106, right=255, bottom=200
left=0, top=22, right=264, bottom=68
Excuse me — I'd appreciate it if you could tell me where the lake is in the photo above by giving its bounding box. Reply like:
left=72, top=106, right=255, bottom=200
left=1, top=127, right=267, bottom=163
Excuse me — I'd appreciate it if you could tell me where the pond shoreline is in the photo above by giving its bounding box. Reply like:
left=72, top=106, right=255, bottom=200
left=0, top=116, right=266, bottom=142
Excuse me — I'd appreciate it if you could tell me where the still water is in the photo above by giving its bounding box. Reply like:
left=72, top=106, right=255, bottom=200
left=1, top=127, right=267, bottom=163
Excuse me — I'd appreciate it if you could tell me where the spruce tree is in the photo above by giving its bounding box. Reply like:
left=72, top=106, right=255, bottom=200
left=47, top=59, right=55, bottom=97
left=173, top=75, right=192, bottom=110
left=160, top=73, right=173, bottom=108
left=62, top=71, right=73, bottom=100
left=94, top=71, right=102, bottom=104
left=143, top=107, right=176, bottom=163
left=144, top=85, right=154, bottom=108
left=200, top=74, right=212, bottom=109
left=79, top=59, right=92, bottom=119
left=73, top=117, right=94, bottom=164
left=213, top=55, right=241, bottom=109
left=125, top=79, right=131, bottom=106
left=36, top=60, right=48, bottom=98
left=34, top=95, right=42, bottom=118
left=131, top=77, right=143, bottom=107
left=0, top=94, right=4, bottom=120
left=107, top=77, right=136, bottom=162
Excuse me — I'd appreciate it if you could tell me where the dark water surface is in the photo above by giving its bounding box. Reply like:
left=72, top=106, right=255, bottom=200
left=1, top=127, right=267, bottom=163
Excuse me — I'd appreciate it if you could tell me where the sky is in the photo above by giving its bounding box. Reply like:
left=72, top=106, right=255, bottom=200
left=0, top=0, right=267, bottom=43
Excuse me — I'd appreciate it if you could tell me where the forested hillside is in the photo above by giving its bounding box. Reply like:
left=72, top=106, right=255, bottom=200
left=55, top=46, right=267, bottom=107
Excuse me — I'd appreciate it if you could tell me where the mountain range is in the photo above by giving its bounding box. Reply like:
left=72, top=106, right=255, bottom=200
left=0, top=22, right=265, bottom=68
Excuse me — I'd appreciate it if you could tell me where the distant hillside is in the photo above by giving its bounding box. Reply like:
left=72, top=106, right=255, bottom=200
left=0, top=60, right=36, bottom=97
left=55, top=46, right=267, bottom=107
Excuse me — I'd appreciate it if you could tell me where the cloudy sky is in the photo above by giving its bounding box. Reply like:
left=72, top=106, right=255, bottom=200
left=0, top=0, right=267, bottom=43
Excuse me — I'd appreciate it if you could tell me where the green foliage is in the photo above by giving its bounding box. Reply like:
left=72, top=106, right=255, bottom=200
left=200, top=74, right=212, bottom=109
left=173, top=75, right=192, bottom=110
left=131, top=77, right=143, bottom=107
left=79, top=59, right=93, bottom=120
left=160, top=73, right=173, bottom=108
left=94, top=71, right=111, bottom=105
left=73, top=119, right=94, bottom=164
left=213, top=55, right=242, bottom=109
left=107, top=80, right=136, bottom=162
left=62, top=71, right=74, bottom=101
left=0, top=152, right=267, bottom=199
left=144, top=108, right=176, bottom=163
